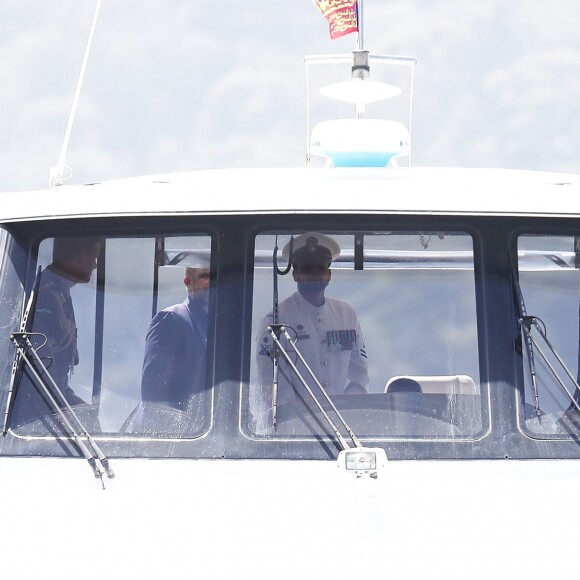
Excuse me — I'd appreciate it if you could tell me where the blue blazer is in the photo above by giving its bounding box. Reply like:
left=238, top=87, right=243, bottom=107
left=140, top=295, right=208, bottom=410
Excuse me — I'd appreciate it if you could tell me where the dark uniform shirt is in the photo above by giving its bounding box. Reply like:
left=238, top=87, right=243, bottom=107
left=10, top=267, right=85, bottom=427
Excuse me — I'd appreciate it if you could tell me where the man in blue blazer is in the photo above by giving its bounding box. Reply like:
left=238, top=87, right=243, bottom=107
left=141, top=266, right=210, bottom=410
left=124, top=263, right=211, bottom=435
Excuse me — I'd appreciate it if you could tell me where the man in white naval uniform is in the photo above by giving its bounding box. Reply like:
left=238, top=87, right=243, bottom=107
left=256, top=232, right=368, bottom=418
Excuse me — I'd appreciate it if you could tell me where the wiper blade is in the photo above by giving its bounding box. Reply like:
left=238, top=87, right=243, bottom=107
left=268, top=323, right=363, bottom=451
left=9, top=331, right=115, bottom=486
left=270, top=235, right=293, bottom=427
left=511, top=262, right=541, bottom=416
left=3, top=266, right=42, bottom=434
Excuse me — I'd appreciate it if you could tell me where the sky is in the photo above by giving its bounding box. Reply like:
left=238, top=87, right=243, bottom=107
left=1, top=0, right=580, bottom=192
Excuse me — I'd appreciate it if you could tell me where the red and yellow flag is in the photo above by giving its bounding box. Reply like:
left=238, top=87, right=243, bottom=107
left=313, top=0, right=359, bottom=40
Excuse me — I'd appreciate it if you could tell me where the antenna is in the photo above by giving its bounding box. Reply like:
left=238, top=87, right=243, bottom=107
left=49, top=0, right=102, bottom=188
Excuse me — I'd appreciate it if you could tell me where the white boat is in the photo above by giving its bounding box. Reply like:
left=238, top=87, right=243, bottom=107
left=2, top=2, right=580, bottom=579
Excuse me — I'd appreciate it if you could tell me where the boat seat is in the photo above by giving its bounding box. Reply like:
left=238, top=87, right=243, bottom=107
left=385, top=374, right=476, bottom=395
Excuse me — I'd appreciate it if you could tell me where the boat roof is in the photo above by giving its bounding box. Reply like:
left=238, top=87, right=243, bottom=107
left=1, top=166, right=580, bottom=223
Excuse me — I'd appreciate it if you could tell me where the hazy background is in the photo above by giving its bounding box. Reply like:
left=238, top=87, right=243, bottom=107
left=1, top=0, right=580, bottom=192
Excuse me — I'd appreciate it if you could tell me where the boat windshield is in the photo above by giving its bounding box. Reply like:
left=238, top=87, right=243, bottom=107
left=244, top=230, right=485, bottom=441
left=5, top=221, right=580, bottom=459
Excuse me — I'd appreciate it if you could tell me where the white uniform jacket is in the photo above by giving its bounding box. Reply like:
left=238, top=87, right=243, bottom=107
left=256, top=291, right=369, bottom=406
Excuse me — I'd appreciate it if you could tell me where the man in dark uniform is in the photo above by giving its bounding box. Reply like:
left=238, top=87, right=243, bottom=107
left=10, top=236, right=102, bottom=427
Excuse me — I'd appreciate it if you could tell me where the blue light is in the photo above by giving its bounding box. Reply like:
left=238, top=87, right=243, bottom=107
left=325, top=151, right=398, bottom=167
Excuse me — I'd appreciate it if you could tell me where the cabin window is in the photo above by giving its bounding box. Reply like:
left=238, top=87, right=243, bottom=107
left=244, top=230, right=485, bottom=441
left=4, top=232, right=213, bottom=440
left=517, top=234, right=580, bottom=438
left=0, top=229, right=25, bottom=418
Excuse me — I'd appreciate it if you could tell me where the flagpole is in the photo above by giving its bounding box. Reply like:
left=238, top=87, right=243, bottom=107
left=354, top=0, right=367, bottom=118
left=357, top=0, right=364, bottom=50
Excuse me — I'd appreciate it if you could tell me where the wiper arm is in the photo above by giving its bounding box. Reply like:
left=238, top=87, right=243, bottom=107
left=519, top=316, right=580, bottom=414
left=512, top=259, right=580, bottom=416
left=270, top=236, right=293, bottom=428
left=9, top=331, right=115, bottom=486
left=511, top=263, right=541, bottom=416
left=268, top=323, right=363, bottom=451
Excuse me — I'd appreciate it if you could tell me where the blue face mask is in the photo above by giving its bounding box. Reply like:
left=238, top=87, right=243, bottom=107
left=297, top=280, right=329, bottom=295
left=191, top=287, right=210, bottom=311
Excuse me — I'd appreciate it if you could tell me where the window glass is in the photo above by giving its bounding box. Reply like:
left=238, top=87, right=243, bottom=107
left=0, top=229, right=26, bottom=422
left=245, top=230, right=484, bottom=441
left=517, top=235, right=580, bottom=438
left=6, top=233, right=213, bottom=439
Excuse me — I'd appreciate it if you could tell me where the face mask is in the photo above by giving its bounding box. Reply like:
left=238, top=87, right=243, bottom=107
left=297, top=280, right=328, bottom=295
left=192, top=288, right=210, bottom=310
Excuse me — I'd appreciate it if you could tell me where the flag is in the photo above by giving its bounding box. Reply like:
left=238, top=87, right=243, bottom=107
left=313, top=0, right=358, bottom=40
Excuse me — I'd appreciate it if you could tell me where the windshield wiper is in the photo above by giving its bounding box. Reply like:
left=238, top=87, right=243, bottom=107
left=268, top=324, right=387, bottom=477
left=10, top=333, right=115, bottom=485
left=512, top=262, right=541, bottom=416
left=268, top=323, right=363, bottom=451
left=3, top=267, right=114, bottom=486
left=512, top=262, right=580, bottom=416
left=270, top=236, right=292, bottom=427
left=518, top=317, right=580, bottom=415
left=3, top=266, right=42, bottom=434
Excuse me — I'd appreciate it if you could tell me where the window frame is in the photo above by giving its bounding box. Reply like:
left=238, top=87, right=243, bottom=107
left=239, top=220, right=493, bottom=452
left=0, top=219, right=219, bottom=452
left=4, top=214, right=580, bottom=459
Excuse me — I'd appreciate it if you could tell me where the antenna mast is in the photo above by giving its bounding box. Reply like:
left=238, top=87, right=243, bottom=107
left=49, top=0, right=102, bottom=187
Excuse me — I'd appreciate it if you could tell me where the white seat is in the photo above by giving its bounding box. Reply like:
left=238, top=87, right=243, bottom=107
left=385, top=374, right=476, bottom=395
